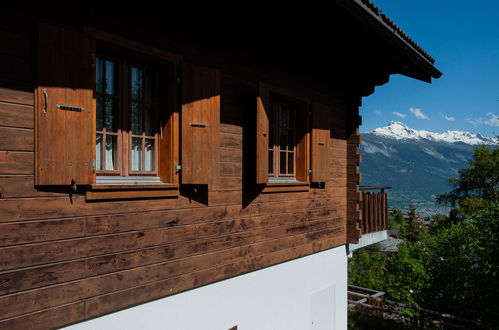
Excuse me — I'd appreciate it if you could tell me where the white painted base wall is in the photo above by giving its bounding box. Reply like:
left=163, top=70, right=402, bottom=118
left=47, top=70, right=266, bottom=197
left=65, top=246, right=347, bottom=330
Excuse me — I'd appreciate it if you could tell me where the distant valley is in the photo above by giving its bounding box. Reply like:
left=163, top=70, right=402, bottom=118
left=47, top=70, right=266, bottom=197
left=359, top=121, right=497, bottom=216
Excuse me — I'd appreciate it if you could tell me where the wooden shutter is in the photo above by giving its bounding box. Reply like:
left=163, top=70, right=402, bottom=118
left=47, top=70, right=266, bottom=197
left=310, top=103, right=330, bottom=182
left=295, top=103, right=310, bottom=183
left=35, top=24, right=94, bottom=185
left=158, top=62, right=179, bottom=184
left=181, top=63, right=220, bottom=184
left=256, top=83, right=270, bottom=184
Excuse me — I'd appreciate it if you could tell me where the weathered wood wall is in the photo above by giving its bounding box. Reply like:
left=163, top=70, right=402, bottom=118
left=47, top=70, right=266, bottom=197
left=0, top=11, right=363, bottom=329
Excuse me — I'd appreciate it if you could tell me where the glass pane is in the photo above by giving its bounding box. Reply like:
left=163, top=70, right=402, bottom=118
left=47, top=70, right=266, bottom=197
left=288, top=152, right=294, bottom=174
left=143, top=69, right=154, bottom=102
left=131, top=137, right=143, bottom=171
left=96, top=134, right=102, bottom=170
left=96, top=95, right=103, bottom=131
left=279, top=107, right=288, bottom=150
left=280, top=133, right=287, bottom=150
left=268, top=103, right=274, bottom=149
left=104, top=98, right=117, bottom=132
left=105, top=135, right=117, bottom=170
left=280, top=106, right=287, bottom=131
left=96, top=57, right=104, bottom=93
left=105, top=60, right=116, bottom=95
left=288, top=108, right=295, bottom=147
left=144, top=104, right=154, bottom=136
left=131, top=102, right=142, bottom=134
left=131, top=66, right=143, bottom=100
left=145, top=139, right=155, bottom=171
left=268, top=150, right=273, bottom=174
left=280, top=152, right=286, bottom=174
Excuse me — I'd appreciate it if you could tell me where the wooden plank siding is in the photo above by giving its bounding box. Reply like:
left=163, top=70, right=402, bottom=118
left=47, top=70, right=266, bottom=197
left=0, top=16, right=361, bottom=329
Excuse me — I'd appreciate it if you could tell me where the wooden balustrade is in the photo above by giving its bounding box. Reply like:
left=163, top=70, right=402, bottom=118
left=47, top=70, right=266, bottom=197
left=359, top=186, right=391, bottom=235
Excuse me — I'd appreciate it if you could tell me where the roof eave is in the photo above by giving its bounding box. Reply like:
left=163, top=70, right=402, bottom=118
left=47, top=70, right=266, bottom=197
left=335, top=0, right=442, bottom=82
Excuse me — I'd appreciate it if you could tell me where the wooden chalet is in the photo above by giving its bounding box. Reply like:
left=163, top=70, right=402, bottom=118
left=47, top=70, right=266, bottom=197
left=0, top=1, right=440, bottom=329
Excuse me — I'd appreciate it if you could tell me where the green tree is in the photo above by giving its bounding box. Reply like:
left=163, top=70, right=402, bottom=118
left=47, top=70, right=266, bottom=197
left=399, top=203, right=424, bottom=243
left=348, top=245, right=386, bottom=291
left=388, top=209, right=404, bottom=230
left=437, top=145, right=499, bottom=217
left=385, top=242, right=429, bottom=306
left=416, top=202, right=499, bottom=327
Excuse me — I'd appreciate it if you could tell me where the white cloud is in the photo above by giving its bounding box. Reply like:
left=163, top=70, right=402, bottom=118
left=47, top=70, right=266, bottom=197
left=467, top=112, right=499, bottom=127
left=410, top=107, right=429, bottom=120
left=392, top=111, right=406, bottom=118
left=375, top=110, right=382, bottom=115
left=466, top=118, right=479, bottom=126
left=485, top=112, right=499, bottom=126
left=444, top=115, right=455, bottom=121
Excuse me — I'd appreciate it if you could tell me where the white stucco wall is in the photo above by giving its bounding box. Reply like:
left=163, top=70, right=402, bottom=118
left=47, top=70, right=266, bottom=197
left=65, top=246, right=347, bottom=330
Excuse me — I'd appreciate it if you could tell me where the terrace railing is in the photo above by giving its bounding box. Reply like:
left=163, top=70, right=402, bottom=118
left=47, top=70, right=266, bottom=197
left=359, top=186, right=391, bottom=235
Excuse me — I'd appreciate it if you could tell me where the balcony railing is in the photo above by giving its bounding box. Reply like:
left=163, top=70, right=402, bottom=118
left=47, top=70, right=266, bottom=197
left=359, top=186, right=391, bottom=235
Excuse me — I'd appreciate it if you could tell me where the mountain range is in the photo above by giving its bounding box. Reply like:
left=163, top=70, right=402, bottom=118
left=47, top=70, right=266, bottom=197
left=360, top=121, right=497, bottom=216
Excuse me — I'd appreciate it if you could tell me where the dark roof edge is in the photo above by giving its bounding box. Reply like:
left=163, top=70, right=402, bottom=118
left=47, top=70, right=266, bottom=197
left=336, top=0, right=442, bottom=80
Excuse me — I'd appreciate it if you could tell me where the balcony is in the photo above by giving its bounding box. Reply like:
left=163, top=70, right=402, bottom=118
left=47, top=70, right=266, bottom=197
left=348, top=186, right=391, bottom=252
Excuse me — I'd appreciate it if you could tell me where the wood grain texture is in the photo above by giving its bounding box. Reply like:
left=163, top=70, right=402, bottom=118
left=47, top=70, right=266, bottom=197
left=0, top=102, right=33, bottom=128
left=0, top=235, right=345, bottom=329
left=0, top=151, right=33, bottom=174
left=0, top=89, right=33, bottom=106
left=311, top=103, right=330, bottom=182
left=36, top=23, right=94, bottom=185
left=0, top=221, right=342, bottom=299
left=0, top=200, right=341, bottom=247
left=181, top=63, right=220, bottom=184
left=256, top=83, right=270, bottom=184
left=85, top=188, right=179, bottom=201
left=0, top=176, right=63, bottom=198
left=0, top=127, right=33, bottom=151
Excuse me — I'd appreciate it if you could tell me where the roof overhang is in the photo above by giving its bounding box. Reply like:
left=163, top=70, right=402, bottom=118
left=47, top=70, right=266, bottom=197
left=335, top=0, right=442, bottom=83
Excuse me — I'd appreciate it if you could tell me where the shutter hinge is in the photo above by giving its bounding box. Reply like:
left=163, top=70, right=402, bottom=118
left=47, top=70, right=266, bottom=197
left=91, top=52, right=96, bottom=68
left=92, top=159, right=96, bottom=172
left=308, top=168, right=312, bottom=176
left=174, top=164, right=182, bottom=174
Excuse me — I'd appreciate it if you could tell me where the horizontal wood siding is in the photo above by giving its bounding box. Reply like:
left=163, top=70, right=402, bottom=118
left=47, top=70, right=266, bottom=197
left=0, top=20, right=353, bottom=329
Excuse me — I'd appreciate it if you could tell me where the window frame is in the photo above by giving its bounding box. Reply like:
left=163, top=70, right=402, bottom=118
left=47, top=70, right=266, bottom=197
left=85, top=27, right=182, bottom=192
left=268, top=96, right=299, bottom=179
left=257, top=82, right=311, bottom=190
left=94, top=54, right=161, bottom=177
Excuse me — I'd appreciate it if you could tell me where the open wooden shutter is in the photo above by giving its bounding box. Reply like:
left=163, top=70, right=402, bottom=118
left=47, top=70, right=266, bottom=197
left=181, top=63, right=220, bottom=184
left=310, top=103, right=330, bottom=182
left=256, top=83, right=270, bottom=184
left=36, top=23, right=94, bottom=185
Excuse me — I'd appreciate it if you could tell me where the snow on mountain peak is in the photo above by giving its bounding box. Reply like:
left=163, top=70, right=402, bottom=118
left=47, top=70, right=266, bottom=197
left=370, top=122, right=496, bottom=145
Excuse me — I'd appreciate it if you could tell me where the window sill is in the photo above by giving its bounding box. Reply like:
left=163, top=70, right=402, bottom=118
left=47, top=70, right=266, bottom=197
left=86, top=183, right=179, bottom=201
left=262, top=180, right=310, bottom=193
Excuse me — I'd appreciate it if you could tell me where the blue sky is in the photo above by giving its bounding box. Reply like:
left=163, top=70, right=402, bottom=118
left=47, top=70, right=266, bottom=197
left=360, top=0, right=499, bottom=137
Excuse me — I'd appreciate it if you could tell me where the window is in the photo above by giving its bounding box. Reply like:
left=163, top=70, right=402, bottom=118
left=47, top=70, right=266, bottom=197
left=95, top=55, right=160, bottom=176
left=268, top=98, right=297, bottom=179
left=36, top=23, right=220, bottom=192
left=256, top=83, right=330, bottom=186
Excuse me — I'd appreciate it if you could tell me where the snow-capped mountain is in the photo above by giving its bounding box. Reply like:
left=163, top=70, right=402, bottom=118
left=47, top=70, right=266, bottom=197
left=372, top=121, right=496, bottom=145
left=360, top=122, right=496, bottom=215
